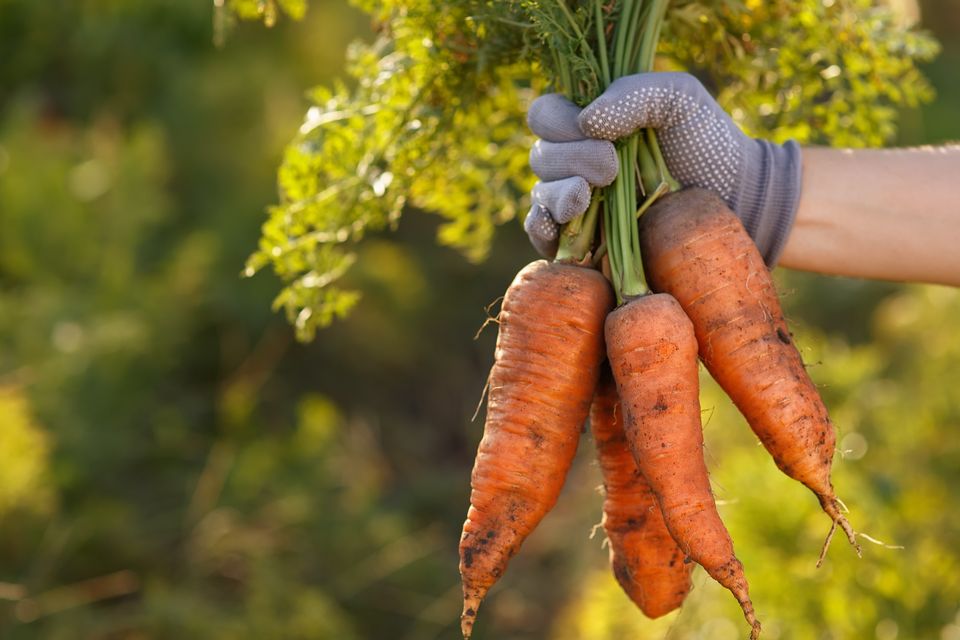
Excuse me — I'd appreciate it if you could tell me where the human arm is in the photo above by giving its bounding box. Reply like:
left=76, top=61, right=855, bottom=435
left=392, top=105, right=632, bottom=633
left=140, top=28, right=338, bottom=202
left=525, top=72, right=960, bottom=287
left=780, top=146, right=960, bottom=286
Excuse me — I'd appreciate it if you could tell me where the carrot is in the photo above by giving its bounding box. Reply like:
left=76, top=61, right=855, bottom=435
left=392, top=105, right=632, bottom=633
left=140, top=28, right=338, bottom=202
left=591, top=365, right=693, bottom=618
left=639, top=188, right=859, bottom=561
left=606, top=292, right=761, bottom=639
left=459, top=259, right=614, bottom=639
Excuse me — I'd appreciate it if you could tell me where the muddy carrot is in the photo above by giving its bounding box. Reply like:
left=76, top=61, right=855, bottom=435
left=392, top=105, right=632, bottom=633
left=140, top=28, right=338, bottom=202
left=459, top=259, right=614, bottom=638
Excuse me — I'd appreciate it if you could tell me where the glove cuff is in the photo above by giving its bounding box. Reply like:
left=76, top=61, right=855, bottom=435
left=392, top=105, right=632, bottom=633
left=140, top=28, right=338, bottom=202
left=733, top=139, right=802, bottom=268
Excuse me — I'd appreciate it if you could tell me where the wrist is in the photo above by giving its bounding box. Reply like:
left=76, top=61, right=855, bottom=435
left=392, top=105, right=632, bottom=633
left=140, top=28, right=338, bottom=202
left=732, top=139, right=803, bottom=267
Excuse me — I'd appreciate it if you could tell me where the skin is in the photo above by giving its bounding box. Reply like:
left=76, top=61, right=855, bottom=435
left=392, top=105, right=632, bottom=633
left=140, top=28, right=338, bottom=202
left=459, top=260, right=613, bottom=639
left=640, top=188, right=860, bottom=559
left=781, top=145, right=960, bottom=285
left=591, top=367, right=692, bottom=618
left=605, top=292, right=760, bottom=639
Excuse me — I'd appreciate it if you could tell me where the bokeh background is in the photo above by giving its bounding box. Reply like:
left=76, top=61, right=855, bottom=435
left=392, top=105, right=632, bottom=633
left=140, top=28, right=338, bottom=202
left=1, top=1, right=959, bottom=639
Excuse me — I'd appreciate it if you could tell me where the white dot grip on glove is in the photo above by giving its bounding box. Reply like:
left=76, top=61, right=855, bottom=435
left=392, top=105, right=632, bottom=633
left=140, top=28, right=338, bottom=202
left=525, top=72, right=802, bottom=267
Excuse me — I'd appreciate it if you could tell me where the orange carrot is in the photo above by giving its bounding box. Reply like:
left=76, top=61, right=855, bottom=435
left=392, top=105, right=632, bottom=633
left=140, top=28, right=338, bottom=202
left=639, top=188, right=859, bottom=561
left=606, top=292, right=761, bottom=639
left=459, top=259, right=614, bottom=639
left=591, top=365, right=693, bottom=618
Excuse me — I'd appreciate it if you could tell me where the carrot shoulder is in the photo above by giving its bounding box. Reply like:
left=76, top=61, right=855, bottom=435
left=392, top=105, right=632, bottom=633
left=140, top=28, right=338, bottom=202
left=639, top=188, right=858, bottom=558
left=591, top=366, right=693, bottom=618
left=606, top=293, right=761, bottom=639
left=459, top=260, right=613, bottom=639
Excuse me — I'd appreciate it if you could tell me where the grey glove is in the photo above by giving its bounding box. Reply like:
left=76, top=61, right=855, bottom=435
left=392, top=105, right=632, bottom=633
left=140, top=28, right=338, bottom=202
left=525, top=72, right=802, bottom=266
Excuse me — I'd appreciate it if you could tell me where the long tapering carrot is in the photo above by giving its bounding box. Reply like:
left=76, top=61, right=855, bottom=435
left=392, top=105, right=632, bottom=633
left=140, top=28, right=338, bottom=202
left=639, top=188, right=859, bottom=561
left=459, top=259, right=614, bottom=639
left=591, top=365, right=693, bottom=618
left=606, top=293, right=761, bottom=639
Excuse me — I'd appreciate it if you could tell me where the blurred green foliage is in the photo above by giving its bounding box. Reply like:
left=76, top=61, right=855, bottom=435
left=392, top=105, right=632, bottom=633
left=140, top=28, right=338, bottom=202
left=0, top=1, right=958, bottom=639
left=227, top=0, right=307, bottom=25
left=218, top=0, right=308, bottom=46
left=665, top=0, right=940, bottom=145
left=0, top=388, right=54, bottom=518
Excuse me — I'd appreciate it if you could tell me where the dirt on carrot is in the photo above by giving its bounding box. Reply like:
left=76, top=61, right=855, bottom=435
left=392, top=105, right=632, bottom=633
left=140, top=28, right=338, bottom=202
left=639, top=188, right=859, bottom=562
left=591, top=365, right=693, bottom=618
left=459, top=259, right=614, bottom=639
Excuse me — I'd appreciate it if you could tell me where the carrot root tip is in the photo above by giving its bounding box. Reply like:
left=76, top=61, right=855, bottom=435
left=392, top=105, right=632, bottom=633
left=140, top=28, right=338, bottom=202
left=840, top=516, right=863, bottom=558
left=817, top=512, right=862, bottom=568
left=729, top=585, right=760, bottom=639
left=461, top=594, right=482, bottom=640
left=818, top=496, right=861, bottom=561
left=816, top=520, right=837, bottom=568
left=460, top=614, right=475, bottom=640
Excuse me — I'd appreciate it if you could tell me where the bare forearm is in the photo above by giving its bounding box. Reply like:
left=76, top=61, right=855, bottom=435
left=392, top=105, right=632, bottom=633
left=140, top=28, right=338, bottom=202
left=779, top=145, right=960, bottom=286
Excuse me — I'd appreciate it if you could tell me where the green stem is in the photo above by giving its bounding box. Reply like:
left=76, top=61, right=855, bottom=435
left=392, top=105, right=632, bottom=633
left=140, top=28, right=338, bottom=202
left=637, top=139, right=660, bottom=196
left=627, top=2, right=653, bottom=73
left=635, top=181, right=670, bottom=218
left=647, top=129, right=680, bottom=191
left=627, top=138, right=643, bottom=270
left=611, top=0, right=635, bottom=77
left=556, top=53, right=572, bottom=95
left=605, top=142, right=647, bottom=298
left=623, top=0, right=646, bottom=71
left=604, top=194, right=623, bottom=300
left=594, top=0, right=611, bottom=87
left=556, top=196, right=602, bottom=263
left=638, top=0, right=669, bottom=72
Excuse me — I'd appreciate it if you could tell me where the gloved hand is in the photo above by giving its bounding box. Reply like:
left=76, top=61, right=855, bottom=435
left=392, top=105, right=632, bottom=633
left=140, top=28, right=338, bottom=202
left=525, top=71, right=802, bottom=266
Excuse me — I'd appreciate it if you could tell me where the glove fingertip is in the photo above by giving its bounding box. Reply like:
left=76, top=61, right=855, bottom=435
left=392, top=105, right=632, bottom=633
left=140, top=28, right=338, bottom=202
left=530, top=234, right=559, bottom=259
left=595, top=141, right=619, bottom=186
left=571, top=177, right=591, bottom=217
left=528, top=94, right=584, bottom=142
left=523, top=205, right=560, bottom=258
left=523, top=204, right=559, bottom=240
left=526, top=93, right=562, bottom=128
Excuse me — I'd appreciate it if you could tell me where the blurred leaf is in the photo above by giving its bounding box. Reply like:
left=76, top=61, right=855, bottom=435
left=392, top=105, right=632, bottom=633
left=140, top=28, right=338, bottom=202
left=0, top=386, right=55, bottom=518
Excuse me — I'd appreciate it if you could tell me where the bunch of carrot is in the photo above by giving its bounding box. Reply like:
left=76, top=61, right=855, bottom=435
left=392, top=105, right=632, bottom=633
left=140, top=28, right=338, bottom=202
left=457, top=2, right=859, bottom=638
